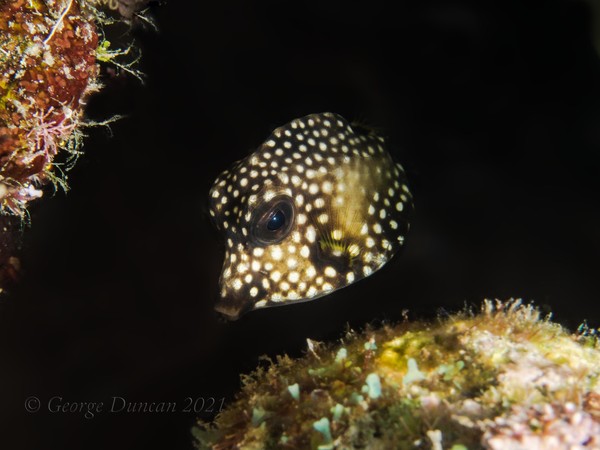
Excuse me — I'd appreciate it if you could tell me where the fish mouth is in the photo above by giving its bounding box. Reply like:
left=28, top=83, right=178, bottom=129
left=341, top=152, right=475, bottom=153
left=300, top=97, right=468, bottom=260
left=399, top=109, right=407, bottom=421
left=214, top=296, right=253, bottom=321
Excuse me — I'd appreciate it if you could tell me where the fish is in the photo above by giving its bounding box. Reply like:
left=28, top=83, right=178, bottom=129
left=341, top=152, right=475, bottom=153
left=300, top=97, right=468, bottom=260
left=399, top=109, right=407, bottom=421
left=209, top=112, right=412, bottom=319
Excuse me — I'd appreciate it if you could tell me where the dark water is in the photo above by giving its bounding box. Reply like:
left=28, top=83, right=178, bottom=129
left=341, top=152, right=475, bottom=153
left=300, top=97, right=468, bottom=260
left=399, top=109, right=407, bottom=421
left=2, top=1, right=600, bottom=449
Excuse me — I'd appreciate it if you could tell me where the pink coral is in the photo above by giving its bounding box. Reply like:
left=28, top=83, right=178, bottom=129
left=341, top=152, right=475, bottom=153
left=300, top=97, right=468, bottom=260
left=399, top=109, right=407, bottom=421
left=483, top=402, right=600, bottom=450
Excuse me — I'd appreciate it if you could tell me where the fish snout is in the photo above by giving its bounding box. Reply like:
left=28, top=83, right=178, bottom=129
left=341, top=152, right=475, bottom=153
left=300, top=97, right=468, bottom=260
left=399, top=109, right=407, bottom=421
left=215, top=268, right=268, bottom=320
left=214, top=294, right=253, bottom=321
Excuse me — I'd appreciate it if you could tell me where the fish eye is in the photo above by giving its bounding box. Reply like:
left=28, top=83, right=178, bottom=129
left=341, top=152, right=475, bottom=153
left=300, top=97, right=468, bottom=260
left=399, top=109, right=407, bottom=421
left=250, top=195, right=295, bottom=246
left=266, top=209, right=286, bottom=231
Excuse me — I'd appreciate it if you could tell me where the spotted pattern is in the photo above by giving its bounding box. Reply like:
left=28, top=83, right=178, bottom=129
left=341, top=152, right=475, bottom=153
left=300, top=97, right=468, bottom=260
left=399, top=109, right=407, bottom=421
left=209, top=113, right=412, bottom=319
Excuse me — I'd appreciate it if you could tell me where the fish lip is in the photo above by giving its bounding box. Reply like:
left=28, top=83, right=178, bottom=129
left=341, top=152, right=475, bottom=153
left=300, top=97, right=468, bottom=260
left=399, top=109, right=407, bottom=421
left=214, top=302, right=242, bottom=321
left=214, top=297, right=254, bottom=321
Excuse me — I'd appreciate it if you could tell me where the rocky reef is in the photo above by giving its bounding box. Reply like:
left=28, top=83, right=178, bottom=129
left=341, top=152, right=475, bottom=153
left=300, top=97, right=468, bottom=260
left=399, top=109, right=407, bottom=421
left=0, top=0, right=100, bottom=216
left=193, top=300, right=600, bottom=449
left=0, top=0, right=147, bottom=290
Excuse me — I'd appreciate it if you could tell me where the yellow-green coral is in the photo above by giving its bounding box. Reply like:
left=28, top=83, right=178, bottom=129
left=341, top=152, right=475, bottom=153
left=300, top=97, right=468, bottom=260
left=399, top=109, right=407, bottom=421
left=193, top=300, right=600, bottom=449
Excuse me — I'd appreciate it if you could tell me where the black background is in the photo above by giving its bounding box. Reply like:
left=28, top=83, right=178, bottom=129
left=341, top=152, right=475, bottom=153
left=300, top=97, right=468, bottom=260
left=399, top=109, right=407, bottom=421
left=2, top=1, right=600, bottom=449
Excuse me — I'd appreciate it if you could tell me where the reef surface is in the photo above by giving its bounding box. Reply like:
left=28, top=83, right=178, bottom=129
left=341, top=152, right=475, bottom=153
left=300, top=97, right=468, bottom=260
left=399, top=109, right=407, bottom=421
left=194, top=300, right=600, bottom=449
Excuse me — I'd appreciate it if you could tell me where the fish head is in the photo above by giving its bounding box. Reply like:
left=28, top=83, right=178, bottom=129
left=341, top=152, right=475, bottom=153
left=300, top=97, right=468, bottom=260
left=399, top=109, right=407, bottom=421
left=209, top=113, right=412, bottom=319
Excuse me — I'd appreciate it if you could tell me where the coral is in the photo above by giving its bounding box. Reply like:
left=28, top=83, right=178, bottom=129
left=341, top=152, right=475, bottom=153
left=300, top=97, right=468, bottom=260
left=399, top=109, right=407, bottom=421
left=0, top=0, right=148, bottom=290
left=193, top=300, right=600, bottom=449
left=483, top=402, right=600, bottom=450
left=0, top=0, right=100, bottom=216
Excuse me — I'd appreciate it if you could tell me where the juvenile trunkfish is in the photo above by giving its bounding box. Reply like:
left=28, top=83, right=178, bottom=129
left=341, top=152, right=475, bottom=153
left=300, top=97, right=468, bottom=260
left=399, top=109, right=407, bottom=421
left=209, top=112, right=412, bottom=319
